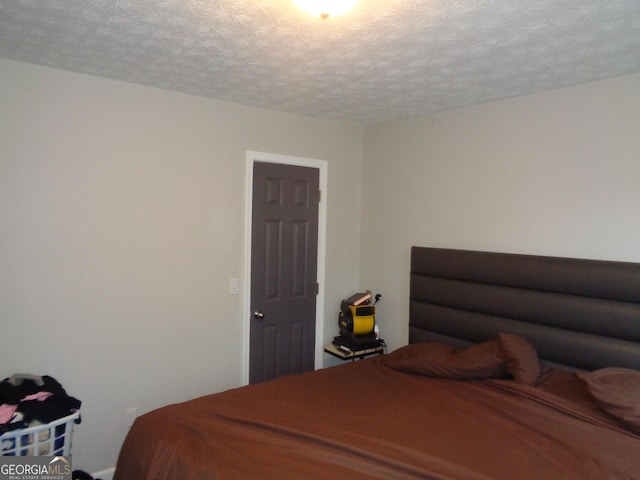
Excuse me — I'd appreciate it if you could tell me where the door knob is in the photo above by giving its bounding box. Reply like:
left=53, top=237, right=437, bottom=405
left=253, top=310, right=265, bottom=319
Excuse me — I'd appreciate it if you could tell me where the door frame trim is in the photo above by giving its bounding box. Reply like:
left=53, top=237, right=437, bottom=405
left=242, top=151, right=328, bottom=385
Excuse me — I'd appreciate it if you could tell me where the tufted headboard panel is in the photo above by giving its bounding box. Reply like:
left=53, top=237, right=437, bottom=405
left=410, top=247, right=640, bottom=371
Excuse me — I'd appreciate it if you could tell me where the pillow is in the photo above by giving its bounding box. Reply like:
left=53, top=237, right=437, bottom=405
left=498, top=333, right=545, bottom=386
left=576, top=367, right=640, bottom=434
left=382, top=339, right=507, bottom=380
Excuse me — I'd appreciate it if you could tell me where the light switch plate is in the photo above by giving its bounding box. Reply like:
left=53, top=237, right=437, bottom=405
left=229, top=278, right=239, bottom=295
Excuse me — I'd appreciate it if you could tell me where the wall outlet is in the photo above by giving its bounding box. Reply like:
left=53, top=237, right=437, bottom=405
left=125, top=407, right=138, bottom=428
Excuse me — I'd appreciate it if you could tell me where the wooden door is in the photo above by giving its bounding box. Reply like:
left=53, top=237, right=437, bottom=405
left=249, top=162, right=319, bottom=384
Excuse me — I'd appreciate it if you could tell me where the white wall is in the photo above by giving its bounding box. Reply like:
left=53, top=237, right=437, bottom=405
left=361, top=73, right=640, bottom=352
left=0, top=59, right=363, bottom=472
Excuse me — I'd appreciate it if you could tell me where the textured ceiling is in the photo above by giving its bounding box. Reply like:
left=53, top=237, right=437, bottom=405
left=1, top=0, right=639, bottom=124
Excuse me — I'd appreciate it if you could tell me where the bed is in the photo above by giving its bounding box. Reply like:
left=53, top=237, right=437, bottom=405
left=114, top=247, right=640, bottom=479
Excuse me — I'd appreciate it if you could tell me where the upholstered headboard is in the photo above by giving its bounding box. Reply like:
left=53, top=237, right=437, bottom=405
left=410, top=247, right=640, bottom=371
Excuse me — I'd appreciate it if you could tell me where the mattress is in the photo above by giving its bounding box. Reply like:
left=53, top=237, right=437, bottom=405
left=114, top=352, right=640, bottom=480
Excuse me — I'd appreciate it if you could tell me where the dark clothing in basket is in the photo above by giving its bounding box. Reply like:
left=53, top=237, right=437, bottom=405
left=0, top=374, right=81, bottom=434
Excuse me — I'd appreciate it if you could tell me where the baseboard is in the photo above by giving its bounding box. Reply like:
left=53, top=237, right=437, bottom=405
left=91, top=468, right=115, bottom=480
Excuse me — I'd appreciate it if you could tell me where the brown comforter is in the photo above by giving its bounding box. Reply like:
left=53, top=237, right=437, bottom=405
left=114, top=357, right=640, bottom=479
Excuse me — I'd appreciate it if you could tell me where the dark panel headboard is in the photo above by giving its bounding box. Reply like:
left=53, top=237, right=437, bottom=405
left=410, top=247, right=640, bottom=371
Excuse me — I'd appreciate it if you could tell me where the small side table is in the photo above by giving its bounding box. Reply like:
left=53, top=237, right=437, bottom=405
left=324, top=341, right=385, bottom=362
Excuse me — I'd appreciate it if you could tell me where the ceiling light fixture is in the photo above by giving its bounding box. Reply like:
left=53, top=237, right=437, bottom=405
left=294, top=0, right=359, bottom=19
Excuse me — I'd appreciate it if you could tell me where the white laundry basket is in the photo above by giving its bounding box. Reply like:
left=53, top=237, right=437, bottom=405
left=0, top=411, right=80, bottom=456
